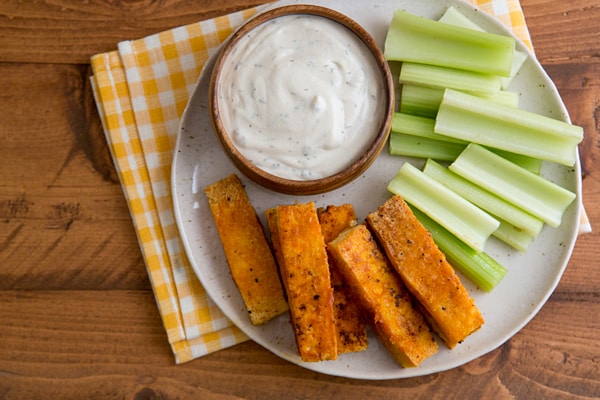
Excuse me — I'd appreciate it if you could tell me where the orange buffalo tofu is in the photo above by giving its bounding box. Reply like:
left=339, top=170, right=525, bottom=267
left=204, top=174, right=288, bottom=326
left=328, top=224, right=438, bottom=367
left=318, top=204, right=368, bottom=355
left=266, top=202, right=338, bottom=362
left=366, top=195, right=484, bottom=348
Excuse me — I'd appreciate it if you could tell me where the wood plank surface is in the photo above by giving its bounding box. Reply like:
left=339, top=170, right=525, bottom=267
left=1, top=0, right=599, bottom=399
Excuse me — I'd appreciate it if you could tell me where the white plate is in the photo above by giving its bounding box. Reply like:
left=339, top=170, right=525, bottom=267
left=172, top=0, right=581, bottom=379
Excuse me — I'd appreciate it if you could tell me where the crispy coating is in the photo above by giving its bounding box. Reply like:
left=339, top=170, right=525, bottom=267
left=318, top=204, right=368, bottom=355
left=204, top=174, right=288, bottom=325
left=366, top=195, right=484, bottom=348
left=328, top=224, right=438, bottom=367
left=266, top=202, right=338, bottom=362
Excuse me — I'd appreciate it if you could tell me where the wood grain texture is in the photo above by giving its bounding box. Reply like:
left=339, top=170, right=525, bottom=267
left=0, top=0, right=267, bottom=64
left=0, top=63, right=148, bottom=291
left=0, top=0, right=599, bottom=399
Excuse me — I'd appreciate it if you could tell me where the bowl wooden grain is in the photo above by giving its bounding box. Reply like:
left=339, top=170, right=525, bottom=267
left=208, top=4, right=394, bottom=195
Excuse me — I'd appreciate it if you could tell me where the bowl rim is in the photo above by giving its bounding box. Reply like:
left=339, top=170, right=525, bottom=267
left=208, top=4, right=395, bottom=195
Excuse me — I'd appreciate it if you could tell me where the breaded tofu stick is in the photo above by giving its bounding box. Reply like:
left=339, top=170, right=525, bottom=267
left=266, top=202, right=337, bottom=362
left=318, top=204, right=368, bottom=355
left=204, top=174, right=288, bottom=325
left=366, top=195, right=484, bottom=348
left=328, top=224, right=438, bottom=367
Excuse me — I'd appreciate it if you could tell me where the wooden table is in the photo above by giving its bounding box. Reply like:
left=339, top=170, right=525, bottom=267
left=1, top=1, right=599, bottom=398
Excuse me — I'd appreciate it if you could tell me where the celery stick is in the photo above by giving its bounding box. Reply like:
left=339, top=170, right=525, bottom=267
left=392, top=113, right=466, bottom=143
left=501, top=50, right=527, bottom=90
left=439, top=6, right=482, bottom=31
left=423, top=159, right=544, bottom=237
left=493, top=219, right=534, bottom=252
left=389, top=133, right=467, bottom=161
left=399, top=62, right=502, bottom=95
left=438, top=6, right=528, bottom=89
left=489, top=148, right=542, bottom=175
left=400, top=84, right=442, bottom=117
left=400, top=85, right=518, bottom=118
left=410, top=206, right=507, bottom=292
left=449, top=144, right=577, bottom=228
left=387, top=162, right=499, bottom=252
left=385, top=9, right=515, bottom=76
left=479, top=90, right=519, bottom=108
left=435, top=89, right=583, bottom=166
left=389, top=117, right=540, bottom=171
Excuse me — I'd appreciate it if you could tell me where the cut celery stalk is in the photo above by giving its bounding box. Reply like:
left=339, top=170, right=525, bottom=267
left=390, top=113, right=542, bottom=171
left=493, top=219, right=534, bottom=252
left=387, top=162, right=499, bottom=252
left=392, top=113, right=466, bottom=143
left=438, top=6, right=528, bottom=89
left=400, top=85, right=518, bottom=118
left=389, top=133, right=467, bottom=161
left=385, top=9, right=515, bottom=76
left=435, top=89, right=583, bottom=166
left=449, top=144, right=577, bottom=228
left=400, top=84, right=442, bottom=117
left=479, top=90, right=519, bottom=108
left=399, top=62, right=502, bottom=95
left=439, top=6, right=482, bottom=31
left=410, top=206, right=507, bottom=292
left=489, top=148, right=542, bottom=175
left=423, top=159, right=544, bottom=237
left=501, top=50, right=527, bottom=89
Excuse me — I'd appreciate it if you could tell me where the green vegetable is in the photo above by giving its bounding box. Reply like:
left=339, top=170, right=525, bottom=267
left=390, top=113, right=542, bottom=173
left=438, top=6, right=483, bottom=31
left=422, top=159, right=544, bottom=239
left=384, top=9, right=515, bottom=76
left=388, top=162, right=500, bottom=252
left=449, top=144, right=577, bottom=228
left=399, top=84, right=442, bottom=118
left=399, top=62, right=502, bottom=95
left=438, top=6, right=528, bottom=89
left=392, top=113, right=465, bottom=143
left=478, top=89, right=520, bottom=108
left=410, top=206, right=507, bottom=292
left=435, top=89, right=583, bottom=166
left=489, top=148, right=542, bottom=175
left=389, top=133, right=466, bottom=161
left=493, top=219, right=534, bottom=252
left=399, top=84, right=519, bottom=119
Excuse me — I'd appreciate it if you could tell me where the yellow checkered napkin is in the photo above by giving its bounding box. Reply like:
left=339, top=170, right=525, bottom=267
left=90, top=1, right=590, bottom=364
left=91, top=8, right=259, bottom=363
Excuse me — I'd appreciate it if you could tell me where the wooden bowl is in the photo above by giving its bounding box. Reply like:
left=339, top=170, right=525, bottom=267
left=209, top=4, right=394, bottom=195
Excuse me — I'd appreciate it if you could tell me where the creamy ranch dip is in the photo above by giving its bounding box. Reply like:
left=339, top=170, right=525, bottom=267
left=217, top=14, right=386, bottom=180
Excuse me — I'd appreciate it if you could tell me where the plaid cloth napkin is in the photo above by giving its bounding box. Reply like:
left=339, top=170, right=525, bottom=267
left=90, top=0, right=591, bottom=364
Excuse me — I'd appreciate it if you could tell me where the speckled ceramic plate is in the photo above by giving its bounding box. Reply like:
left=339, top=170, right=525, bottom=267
left=172, top=0, right=581, bottom=380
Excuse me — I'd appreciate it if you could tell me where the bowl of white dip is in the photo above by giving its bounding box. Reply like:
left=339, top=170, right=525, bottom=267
left=209, top=4, right=394, bottom=195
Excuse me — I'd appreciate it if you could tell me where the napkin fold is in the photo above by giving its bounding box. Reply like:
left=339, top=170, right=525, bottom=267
left=90, top=0, right=591, bottom=364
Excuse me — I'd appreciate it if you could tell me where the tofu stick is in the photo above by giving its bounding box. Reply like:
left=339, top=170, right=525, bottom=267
left=205, top=174, right=288, bottom=325
left=318, top=204, right=368, bottom=355
left=266, top=202, right=338, bottom=362
left=366, top=195, right=484, bottom=348
left=328, top=224, right=438, bottom=367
